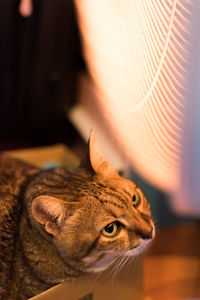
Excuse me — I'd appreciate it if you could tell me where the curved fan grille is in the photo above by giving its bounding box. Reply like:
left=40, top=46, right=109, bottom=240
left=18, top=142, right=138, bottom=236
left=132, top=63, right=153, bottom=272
left=75, top=0, right=193, bottom=195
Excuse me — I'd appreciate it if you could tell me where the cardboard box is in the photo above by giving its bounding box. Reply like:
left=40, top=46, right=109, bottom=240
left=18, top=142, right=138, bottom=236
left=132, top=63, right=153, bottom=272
left=7, top=144, right=143, bottom=300
left=7, top=144, right=80, bottom=169
left=30, top=258, right=143, bottom=300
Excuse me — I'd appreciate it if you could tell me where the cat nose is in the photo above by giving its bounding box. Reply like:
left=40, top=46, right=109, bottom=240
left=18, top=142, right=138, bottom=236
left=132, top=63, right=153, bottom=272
left=137, top=228, right=153, bottom=240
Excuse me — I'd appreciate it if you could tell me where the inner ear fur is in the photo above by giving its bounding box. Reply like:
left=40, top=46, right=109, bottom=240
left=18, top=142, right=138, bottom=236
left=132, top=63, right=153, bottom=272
left=80, top=130, right=119, bottom=178
left=32, top=195, right=66, bottom=236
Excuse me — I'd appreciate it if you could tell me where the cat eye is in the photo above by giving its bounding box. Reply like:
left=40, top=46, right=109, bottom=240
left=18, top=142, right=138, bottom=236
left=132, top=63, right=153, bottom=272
left=102, top=222, right=118, bottom=237
left=132, top=191, right=141, bottom=207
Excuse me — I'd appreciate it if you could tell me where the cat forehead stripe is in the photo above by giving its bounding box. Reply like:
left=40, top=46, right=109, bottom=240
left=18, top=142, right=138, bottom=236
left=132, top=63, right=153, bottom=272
left=121, top=189, right=133, bottom=198
left=100, top=199, right=124, bottom=209
left=102, top=190, right=129, bottom=207
left=94, top=183, right=130, bottom=205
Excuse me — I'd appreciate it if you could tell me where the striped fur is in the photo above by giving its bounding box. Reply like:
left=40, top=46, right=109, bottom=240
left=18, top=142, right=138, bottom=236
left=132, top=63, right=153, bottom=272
left=0, top=133, right=154, bottom=299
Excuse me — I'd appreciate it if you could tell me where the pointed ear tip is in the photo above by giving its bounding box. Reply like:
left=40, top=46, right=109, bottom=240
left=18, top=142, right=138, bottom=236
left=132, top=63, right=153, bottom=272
left=89, top=129, right=95, bottom=139
left=89, top=130, right=97, bottom=146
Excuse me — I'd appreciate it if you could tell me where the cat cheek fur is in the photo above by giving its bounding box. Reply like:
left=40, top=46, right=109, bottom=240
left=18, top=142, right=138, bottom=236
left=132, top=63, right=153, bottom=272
left=53, top=229, right=99, bottom=264
left=81, top=232, right=140, bottom=272
left=82, top=233, right=135, bottom=271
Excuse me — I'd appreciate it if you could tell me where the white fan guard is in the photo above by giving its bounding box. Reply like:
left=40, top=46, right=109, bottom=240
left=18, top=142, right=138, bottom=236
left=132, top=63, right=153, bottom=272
left=75, top=0, right=200, bottom=215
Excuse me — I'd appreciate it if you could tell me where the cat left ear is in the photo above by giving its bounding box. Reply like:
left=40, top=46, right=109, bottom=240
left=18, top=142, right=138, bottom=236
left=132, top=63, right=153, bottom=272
left=32, top=195, right=66, bottom=236
left=80, top=130, right=118, bottom=178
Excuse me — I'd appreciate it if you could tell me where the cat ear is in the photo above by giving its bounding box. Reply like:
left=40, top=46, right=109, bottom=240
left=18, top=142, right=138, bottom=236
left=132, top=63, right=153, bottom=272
left=80, top=130, right=118, bottom=178
left=32, top=195, right=66, bottom=236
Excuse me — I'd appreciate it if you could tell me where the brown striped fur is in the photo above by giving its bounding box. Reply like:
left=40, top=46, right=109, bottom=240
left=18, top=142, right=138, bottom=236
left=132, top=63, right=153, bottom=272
left=0, top=131, right=154, bottom=299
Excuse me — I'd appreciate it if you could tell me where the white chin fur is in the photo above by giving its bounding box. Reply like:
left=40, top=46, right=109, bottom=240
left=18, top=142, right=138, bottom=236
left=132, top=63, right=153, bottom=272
left=125, top=240, right=150, bottom=257
left=86, top=264, right=111, bottom=273
left=86, top=258, right=115, bottom=273
left=126, top=225, right=155, bottom=257
left=85, top=251, right=118, bottom=273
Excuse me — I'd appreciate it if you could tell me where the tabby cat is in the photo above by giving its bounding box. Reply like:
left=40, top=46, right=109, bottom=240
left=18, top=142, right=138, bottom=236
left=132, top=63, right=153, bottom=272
left=0, top=131, right=154, bottom=299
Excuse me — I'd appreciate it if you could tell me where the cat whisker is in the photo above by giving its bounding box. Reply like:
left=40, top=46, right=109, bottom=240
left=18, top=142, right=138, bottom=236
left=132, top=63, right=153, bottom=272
left=121, top=257, right=131, bottom=277
left=106, top=254, right=122, bottom=282
left=116, top=256, right=128, bottom=277
left=110, top=252, right=128, bottom=281
left=107, top=256, right=121, bottom=282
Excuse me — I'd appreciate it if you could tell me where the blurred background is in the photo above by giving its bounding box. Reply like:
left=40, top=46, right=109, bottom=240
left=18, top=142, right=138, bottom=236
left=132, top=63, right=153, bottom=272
left=0, top=0, right=86, bottom=151
left=1, top=0, right=200, bottom=228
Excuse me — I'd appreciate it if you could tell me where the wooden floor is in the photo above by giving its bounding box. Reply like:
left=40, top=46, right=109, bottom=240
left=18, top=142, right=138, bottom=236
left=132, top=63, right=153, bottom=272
left=144, top=222, right=200, bottom=299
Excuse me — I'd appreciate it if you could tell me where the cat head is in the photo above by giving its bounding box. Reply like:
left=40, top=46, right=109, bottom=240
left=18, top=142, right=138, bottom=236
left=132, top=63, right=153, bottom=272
left=30, top=131, right=154, bottom=273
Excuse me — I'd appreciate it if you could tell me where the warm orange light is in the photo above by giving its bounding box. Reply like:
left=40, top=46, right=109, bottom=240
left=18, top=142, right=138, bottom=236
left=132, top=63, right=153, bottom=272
left=19, top=0, right=32, bottom=17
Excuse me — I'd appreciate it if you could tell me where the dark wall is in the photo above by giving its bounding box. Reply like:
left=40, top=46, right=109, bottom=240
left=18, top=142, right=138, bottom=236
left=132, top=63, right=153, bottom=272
left=0, top=0, right=85, bottom=147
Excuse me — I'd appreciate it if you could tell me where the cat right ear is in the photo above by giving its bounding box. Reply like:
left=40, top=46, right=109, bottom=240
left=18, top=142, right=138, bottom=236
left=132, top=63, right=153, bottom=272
left=79, top=130, right=118, bottom=178
left=32, top=195, right=66, bottom=236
